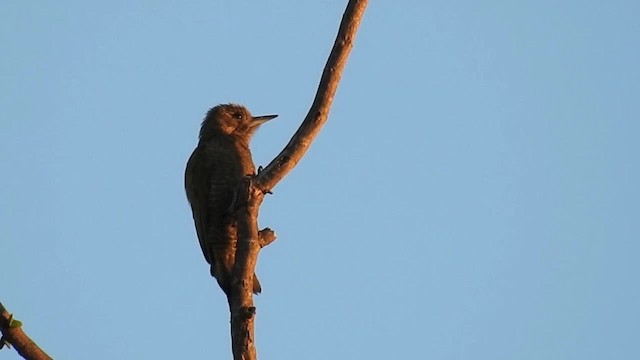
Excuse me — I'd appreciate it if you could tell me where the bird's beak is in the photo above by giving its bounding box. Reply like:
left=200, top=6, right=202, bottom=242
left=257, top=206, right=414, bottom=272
left=251, top=114, right=278, bottom=127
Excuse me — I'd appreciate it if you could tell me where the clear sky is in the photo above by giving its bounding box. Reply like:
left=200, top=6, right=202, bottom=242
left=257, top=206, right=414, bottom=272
left=2, top=1, right=639, bottom=359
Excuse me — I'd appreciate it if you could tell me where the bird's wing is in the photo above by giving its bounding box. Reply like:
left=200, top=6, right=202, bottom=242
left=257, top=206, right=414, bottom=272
left=185, top=147, right=214, bottom=265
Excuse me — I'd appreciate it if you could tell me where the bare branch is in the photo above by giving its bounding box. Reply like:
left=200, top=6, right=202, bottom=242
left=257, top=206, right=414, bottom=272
left=255, top=0, right=368, bottom=193
left=0, top=302, right=53, bottom=360
left=229, top=178, right=264, bottom=360
left=228, top=1, right=367, bottom=359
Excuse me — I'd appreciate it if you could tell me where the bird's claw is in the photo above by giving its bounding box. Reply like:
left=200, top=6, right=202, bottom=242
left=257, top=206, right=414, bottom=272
left=249, top=167, right=272, bottom=195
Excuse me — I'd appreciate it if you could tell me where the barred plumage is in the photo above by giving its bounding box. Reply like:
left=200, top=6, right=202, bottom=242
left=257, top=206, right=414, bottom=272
left=185, top=104, right=277, bottom=295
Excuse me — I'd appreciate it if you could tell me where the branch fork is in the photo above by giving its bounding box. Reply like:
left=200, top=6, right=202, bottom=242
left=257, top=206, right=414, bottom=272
left=227, top=1, right=367, bottom=358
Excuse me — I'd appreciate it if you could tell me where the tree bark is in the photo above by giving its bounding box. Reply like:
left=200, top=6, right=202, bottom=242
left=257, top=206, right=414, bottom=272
left=228, top=0, right=368, bottom=359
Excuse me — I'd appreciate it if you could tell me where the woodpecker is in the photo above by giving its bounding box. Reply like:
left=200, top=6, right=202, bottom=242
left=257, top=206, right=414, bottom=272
left=185, top=104, right=277, bottom=295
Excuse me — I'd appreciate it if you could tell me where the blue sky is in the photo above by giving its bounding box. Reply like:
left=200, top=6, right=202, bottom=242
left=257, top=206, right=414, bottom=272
left=2, top=1, right=639, bottom=359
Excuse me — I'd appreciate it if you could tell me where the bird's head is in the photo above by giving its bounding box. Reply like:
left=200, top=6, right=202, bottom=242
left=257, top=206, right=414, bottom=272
left=199, top=104, right=277, bottom=142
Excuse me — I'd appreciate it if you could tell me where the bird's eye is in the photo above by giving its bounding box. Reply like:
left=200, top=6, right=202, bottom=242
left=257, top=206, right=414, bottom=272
left=234, top=112, right=243, bottom=120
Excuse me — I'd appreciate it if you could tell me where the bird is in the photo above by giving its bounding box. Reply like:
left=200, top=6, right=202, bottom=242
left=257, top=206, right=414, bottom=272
left=185, top=104, right=277, bottom=295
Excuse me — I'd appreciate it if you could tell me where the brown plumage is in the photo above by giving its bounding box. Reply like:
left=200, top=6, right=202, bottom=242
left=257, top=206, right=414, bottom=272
left=185, top=104, right=277, bottom=294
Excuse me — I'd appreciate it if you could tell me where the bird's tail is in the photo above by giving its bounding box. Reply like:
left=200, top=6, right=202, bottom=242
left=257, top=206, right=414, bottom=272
left=252, top=274, right=262, bottom=294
